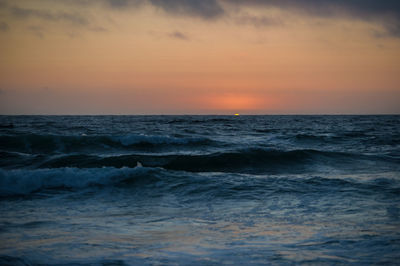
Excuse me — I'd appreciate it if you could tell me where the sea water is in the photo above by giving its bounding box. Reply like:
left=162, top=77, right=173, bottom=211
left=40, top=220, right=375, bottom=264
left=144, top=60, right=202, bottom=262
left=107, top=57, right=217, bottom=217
left=0, top=115, right=399, bottom=265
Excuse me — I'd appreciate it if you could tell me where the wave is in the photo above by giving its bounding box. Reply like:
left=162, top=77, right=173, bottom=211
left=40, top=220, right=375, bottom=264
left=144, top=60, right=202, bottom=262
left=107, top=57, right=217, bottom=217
left=0, top=134, right=215, bottom=154
left=292, top=132, right=400, bottom=146
left=1, top=166, right=399, bottom=198
left=0, top=166, right=161, bottom=196
left=36, top=148, right=399, bottom=174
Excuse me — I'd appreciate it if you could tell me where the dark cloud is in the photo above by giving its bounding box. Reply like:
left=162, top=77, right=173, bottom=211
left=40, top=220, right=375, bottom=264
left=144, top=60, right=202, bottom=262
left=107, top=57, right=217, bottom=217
left=100, top=0, right=400, bottom=36
left=3, top=0, right=400, bottom=37
left=10, top=6, right=89, bottom=26
left=68, top=0, right=222, bottom=18
left=0, top=21, right=9, bottom=32
left=104, top=0, right=144, bottom=9
left=225, top=0, right=400, bottom=36
left=57, top=0, right=143, bottom=8
left=225, top=0, right=400, bottom=17
left=168, top=31, right=189, bottom=40
left=107, top=0, right=129, bottom=8
left=149, top=0, right=224, bottom=19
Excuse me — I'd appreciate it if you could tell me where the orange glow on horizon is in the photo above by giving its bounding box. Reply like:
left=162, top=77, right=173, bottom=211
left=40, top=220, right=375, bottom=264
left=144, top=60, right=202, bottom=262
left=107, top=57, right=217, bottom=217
left=205, top=94, right=266, bottom=111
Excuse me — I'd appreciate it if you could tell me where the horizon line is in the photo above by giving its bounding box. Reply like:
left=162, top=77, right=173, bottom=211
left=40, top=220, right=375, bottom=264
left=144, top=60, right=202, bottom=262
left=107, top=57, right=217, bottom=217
left=1, top=113, right=399, bottom=116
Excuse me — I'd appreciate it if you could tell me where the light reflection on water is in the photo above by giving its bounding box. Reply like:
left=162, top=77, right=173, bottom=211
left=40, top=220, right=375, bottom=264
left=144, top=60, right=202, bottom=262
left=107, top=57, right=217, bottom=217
left=1, top=188, right=399, bottom=265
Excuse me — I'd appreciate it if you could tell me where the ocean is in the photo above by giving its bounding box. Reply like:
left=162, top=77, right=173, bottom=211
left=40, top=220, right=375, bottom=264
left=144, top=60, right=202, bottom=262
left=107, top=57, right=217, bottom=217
left=0, top=115, right=399, bottom=265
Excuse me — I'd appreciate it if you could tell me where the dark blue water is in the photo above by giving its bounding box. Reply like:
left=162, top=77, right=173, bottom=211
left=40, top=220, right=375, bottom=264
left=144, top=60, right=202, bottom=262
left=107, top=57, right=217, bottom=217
left=0, top=115, right=399, bottom=265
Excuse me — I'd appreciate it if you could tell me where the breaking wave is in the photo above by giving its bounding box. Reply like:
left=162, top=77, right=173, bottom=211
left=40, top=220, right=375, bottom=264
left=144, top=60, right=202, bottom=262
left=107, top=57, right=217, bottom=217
left=36, top=148, right=399, bottom=174
left=1, top=166, right=399, bottom=198
left=0, top=134, right=215, bottom=154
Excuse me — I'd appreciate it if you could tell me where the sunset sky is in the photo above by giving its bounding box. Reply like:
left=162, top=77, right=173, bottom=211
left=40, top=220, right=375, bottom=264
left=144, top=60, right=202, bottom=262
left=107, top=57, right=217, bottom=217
left=0, top=0, right=399, bottom=114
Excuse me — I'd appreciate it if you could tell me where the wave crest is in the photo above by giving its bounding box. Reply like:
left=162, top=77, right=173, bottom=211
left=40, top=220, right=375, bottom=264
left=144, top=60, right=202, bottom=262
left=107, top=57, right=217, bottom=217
left=1, top=167, right=399, bottom=198
left=0, top=167, right=160, bottom=196
left=0, top=134, right=214, bottom=154
left=36, top=148, right=399, bottom=174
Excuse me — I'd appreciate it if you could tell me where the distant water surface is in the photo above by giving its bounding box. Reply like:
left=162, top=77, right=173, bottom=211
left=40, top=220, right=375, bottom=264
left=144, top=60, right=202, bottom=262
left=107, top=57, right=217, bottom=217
left=0, top=115, right=399, bottom=265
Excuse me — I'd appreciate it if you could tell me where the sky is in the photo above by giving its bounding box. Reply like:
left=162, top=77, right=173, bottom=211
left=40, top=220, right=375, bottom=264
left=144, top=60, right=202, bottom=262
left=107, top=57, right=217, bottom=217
left=0, top=0, right=399, bottom=114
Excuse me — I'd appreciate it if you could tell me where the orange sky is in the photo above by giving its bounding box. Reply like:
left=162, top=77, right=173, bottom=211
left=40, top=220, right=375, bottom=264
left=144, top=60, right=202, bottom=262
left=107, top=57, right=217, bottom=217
left=0, top=0, right=399, bottom=114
